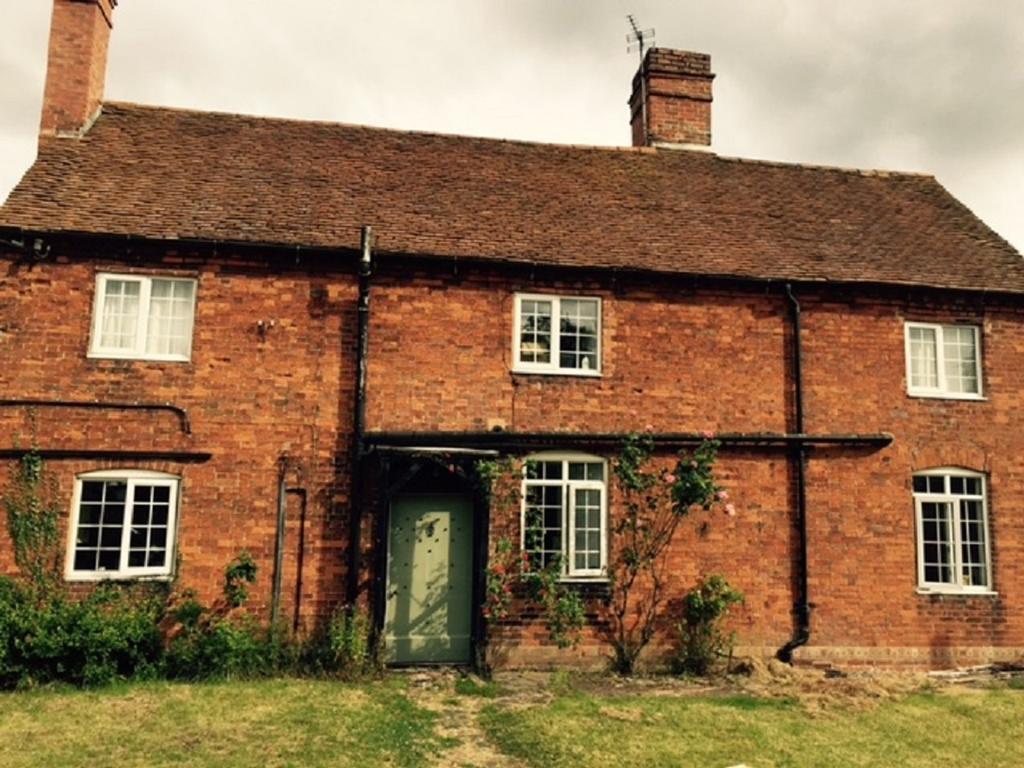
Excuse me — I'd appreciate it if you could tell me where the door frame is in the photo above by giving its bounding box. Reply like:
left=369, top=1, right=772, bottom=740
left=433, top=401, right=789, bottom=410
left=371, top=455, right=491, bottom=668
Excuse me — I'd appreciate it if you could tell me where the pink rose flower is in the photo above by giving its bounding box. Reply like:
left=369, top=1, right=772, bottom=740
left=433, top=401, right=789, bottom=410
left=725, top=503, right=737, bottom=516
left=702, top=430, right=715, bottom=440
left=716, top=490, right=729, bottom=502
left=664, top=473, right=677, bottom=484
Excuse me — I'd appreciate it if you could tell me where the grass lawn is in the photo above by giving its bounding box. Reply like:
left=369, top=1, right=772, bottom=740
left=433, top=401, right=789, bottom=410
left=2, top=675, right=1024, bottom=767
left=480, top=688, right=1024, bottom=768
left=0, top=678, right=449, bottom=768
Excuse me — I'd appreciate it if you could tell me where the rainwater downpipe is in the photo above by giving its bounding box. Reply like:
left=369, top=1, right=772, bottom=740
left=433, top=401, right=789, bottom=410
left=778, top=283, right=811, bottom=663
left=346, top=226, right=373, bottom=605
left=270, top=457, right=288, bottom=626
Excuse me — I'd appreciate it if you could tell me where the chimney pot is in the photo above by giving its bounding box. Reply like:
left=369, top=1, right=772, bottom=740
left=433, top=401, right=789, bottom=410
left=630, top=48, right=715, bottom=149
left=39, top=0, right=117, bottom=138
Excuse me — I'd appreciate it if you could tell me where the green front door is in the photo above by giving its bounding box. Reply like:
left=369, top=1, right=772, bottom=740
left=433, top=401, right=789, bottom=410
left=385, top=494, right=474, bottom=664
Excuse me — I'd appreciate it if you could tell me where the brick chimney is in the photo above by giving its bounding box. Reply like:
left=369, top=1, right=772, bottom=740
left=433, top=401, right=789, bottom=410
left=39, top=0, right=117, bottom=137
left=630, top=48, right=715, bottom=149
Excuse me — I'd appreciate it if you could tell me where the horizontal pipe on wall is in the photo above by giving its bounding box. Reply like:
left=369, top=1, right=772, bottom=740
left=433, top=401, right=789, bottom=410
left=0, top=449, right=211, bottom=462
left=0, top=398, right=192, bottom=435
left=365, top=431, right=894, bottom=453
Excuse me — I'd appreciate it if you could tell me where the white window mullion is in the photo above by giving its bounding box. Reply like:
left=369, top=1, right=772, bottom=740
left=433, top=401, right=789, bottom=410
left=948, top=499, right=963, bottom=588
left=942, top=500, right=956, bottom=586
left=565, top=481, right=573, bottom=577
left=972, top=326, right=984, bottom=398
left=934, top=325, right=947, bottom=394
left=117, top=479, right=136, bottom=575
left=512, top=297, right=523, bottom=369
left=981, top=484, right=993, bottom=589
left=915, top=497, right=927, bottom=587
left=550, top=297, right=562, bottom=369
left=136, top=278, right=153, bottom=356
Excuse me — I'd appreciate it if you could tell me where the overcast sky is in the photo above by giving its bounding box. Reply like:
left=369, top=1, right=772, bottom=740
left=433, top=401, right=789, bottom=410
left=1, top=0, right=1021, bottom=251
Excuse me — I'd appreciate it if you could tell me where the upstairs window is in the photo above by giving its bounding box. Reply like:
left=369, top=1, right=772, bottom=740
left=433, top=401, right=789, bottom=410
left=67, top=470, right=180, bottom=581
left=522, top=453, right=607, bottom=578
left=90, top=273, right=197, bottom=361
left=904, top=322, right=982, bottom=399
left=913, top=470, right=991, bottom=593
left=513, top=294, right=601, bottom=375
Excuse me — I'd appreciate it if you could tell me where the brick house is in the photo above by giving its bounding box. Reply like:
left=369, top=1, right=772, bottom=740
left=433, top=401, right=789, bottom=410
left=2, top=0, right=1023, bottom=669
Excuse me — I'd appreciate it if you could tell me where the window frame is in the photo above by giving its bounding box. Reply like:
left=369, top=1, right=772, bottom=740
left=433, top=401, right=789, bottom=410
left=903, top=321, right=983, bottom=400
left=520, top=452, right=608, bottom=580
left=912, top=468, right=993, bottom=595
left=88, top=272, right=198, bottom=362
left=512, top=293, right=602, bottom=376
left=65, top=469, right=181, bottom=582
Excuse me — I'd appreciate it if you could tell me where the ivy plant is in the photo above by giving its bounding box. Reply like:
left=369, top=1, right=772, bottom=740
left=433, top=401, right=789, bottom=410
left=3, top=449, right=61, bottom=593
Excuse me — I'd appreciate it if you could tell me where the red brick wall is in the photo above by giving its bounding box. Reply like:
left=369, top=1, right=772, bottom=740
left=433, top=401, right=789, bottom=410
left=3, top=245, right=1022, bottom=668
left=0, top=244, right=356, bottom=628
left=365, top=265, right=1024, bottom=667
left=798, top=294, right=1024, bottom=667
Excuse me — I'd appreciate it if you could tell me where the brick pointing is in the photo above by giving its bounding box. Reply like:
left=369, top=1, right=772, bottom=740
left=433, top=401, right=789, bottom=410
left=2, top=247, right=1023, bottom=668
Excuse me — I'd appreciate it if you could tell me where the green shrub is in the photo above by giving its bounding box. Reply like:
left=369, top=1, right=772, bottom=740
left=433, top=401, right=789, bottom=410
left=673, top=574, right=744, bottom=676
left=301, top=604, right=378, bottom=679
left=0, top=577, right=164, bottom=688
left=164, top=614, right=279, bottom=680
left=327, top=604, right=374, bottom=675
left=163, top=553, right=286, bottom=680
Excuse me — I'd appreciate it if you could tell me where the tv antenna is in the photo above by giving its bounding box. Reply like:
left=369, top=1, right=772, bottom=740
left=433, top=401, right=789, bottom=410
left=626, top=15, right=655, bottom=66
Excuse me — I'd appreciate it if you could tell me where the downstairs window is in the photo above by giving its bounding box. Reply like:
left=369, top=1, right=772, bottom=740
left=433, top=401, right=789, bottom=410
left=913, top=469, right=991, bottom=593
left=522, top=453, right=607, bottom=578
left=67, top=470, right=180, bottom=580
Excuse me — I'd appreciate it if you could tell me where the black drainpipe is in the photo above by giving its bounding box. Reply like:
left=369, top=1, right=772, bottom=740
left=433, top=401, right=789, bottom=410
left=346, top=226, right=373, bottom=605
left=778, top=283, right=811, bottom=662
left=270, top=456, right=288, bottom=626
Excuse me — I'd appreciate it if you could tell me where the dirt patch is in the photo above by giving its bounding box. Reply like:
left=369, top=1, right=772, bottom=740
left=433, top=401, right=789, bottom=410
left=491, top=660, right=937, bottom=714
left=402, top=669, right=525, bottom=768
left=733, top=658, right=933, bottom=713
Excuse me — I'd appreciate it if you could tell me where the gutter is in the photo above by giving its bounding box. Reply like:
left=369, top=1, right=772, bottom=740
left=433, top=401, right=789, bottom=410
left=778, top=283, right=811, bottom=663
left=2, top=225, right=1021, bottom=302
left=346, top=226, right=373, bottom=605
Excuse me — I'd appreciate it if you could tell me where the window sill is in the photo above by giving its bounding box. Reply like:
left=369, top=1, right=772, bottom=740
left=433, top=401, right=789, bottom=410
left=906, top=391, right=986, bottom=402
left=66, top=572, right=173, bottom=583
left=916, top=588, right=998, bottom=597
left=88, top=352, right=192, bottom=363
left=511, top=368, right=602, bottom=379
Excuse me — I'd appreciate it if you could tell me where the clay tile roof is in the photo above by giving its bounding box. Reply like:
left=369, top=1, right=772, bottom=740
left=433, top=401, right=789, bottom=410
left=2, top=102, right=1022, bottom=294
